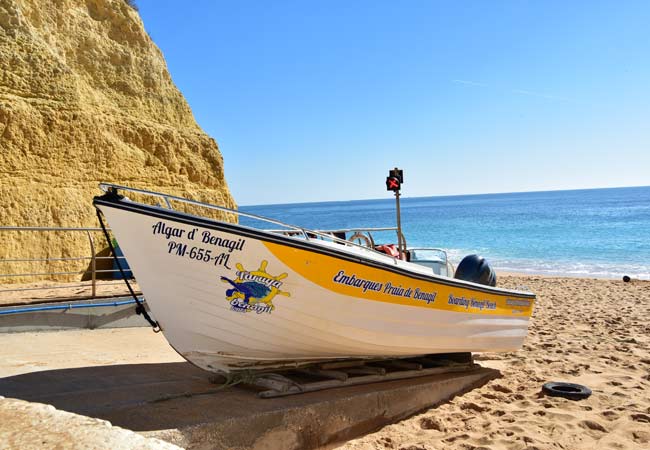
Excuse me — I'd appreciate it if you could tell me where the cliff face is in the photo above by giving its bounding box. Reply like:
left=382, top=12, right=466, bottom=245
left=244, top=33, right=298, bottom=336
left=0, top=0, right=235, bottom=282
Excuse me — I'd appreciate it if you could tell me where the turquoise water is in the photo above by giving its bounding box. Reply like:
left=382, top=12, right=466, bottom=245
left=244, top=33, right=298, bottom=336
left=240, top=186, right=650, bottom=280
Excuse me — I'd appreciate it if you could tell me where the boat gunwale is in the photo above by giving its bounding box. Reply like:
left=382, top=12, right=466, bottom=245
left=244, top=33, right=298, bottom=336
left=93, top=186, right=535, bottom=300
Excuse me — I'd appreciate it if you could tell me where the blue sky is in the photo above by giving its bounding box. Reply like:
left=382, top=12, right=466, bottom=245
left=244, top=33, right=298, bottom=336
left=136, top=1, right=649, bottom=205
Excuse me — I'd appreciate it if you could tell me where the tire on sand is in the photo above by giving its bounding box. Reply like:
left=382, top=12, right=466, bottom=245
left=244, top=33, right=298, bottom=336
left=542, top=382, right=592, bottom=400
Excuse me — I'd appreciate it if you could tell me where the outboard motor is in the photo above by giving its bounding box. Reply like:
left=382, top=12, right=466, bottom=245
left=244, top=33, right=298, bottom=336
left=454, top=254, right=497, bottom=287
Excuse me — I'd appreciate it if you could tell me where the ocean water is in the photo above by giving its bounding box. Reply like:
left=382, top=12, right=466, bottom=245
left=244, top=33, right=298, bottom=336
left=240, top=186, right=650, bottom=280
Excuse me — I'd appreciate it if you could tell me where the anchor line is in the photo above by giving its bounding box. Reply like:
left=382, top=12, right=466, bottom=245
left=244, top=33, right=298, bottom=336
left=94, top=194, right=160, bottom=333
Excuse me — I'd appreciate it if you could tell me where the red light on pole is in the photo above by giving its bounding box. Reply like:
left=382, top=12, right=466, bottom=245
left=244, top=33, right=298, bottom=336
left=386, top=176, right=401, bottom=192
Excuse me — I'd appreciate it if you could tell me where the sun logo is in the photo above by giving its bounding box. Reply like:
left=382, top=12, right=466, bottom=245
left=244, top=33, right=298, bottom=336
left=220, top=260, right=290, bottom=313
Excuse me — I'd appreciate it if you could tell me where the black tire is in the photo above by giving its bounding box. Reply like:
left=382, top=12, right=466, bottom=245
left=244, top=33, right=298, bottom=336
left=542, top=382, right=592, bottom=400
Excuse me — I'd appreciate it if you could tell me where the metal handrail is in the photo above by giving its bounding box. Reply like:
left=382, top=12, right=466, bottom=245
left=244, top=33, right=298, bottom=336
left=0, top=267, right=130, bottom=278
left=0, top=299, right=140, bottom=316
left=0, top=226, right=105, bottom=231
left=0, top=256, right=125, bottom=263
left=0, top=281, right=128, bottom=294
left=266, top=227, right=399, bottom=234
left=1, top=271, right=88, bottom=278
left=100, top=183, right=308, bottom=235
left=0, top=226, right=135, bottom=299
left=99, top=183, right=404, bottom=257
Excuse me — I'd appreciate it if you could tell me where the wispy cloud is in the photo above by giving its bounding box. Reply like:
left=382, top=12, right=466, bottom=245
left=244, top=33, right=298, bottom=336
left=452, top=79, right=488, bottom=87
left=510, top=89, right=571, bottom=102
left=452, top=79, right=572, bottom=102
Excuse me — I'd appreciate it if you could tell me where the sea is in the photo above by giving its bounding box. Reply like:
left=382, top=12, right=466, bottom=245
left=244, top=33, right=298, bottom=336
left=240, top=186, right=650, bottom=280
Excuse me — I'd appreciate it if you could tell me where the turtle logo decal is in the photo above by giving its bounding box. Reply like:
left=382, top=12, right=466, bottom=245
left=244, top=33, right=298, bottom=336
left=221, top=261, right=290, bottom=313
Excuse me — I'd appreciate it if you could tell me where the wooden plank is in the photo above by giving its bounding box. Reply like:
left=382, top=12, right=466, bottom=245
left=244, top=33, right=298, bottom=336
left=318, top=360, right=368, bottom=370
left=256, top=363, right=480, bottom=398
left=375, top=360, right=423, bottom=371
left=345, top=366, right=386, bottom=376
left=253, top=374, right=300, bottom=393
left=297, top=368, right=349, bottom=381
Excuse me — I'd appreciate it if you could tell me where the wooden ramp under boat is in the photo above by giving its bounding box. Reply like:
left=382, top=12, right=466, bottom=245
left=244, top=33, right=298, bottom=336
left=234, top=353, right=477, bottom=398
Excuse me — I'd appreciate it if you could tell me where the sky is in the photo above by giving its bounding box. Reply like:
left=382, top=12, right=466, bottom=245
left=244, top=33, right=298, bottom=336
left=136, top=1, right=650, bottom=206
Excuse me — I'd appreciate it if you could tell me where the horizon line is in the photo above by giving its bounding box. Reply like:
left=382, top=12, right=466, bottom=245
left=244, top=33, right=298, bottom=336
left=238, top=184, right=650, bottom=208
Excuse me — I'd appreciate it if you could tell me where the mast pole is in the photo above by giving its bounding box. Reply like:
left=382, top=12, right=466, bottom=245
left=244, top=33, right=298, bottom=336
left=395, top=189, right=404, bottom=259
left=385, top=167, right=405, bottom=260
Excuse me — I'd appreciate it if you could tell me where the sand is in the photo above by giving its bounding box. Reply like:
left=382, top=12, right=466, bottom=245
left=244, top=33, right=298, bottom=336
left=337, top=275, right=650, bottom=450
left=0, top=280, right=140, bottom=306
left=2, top=275, right=649, bottom=449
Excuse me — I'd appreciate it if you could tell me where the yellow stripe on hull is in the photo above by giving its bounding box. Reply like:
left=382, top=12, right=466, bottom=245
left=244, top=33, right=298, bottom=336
left=263, top=241, right=534, bottom=317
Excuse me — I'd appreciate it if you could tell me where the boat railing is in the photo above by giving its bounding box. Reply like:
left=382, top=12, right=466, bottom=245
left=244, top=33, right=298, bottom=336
left=264, top=227, right=401, bottom=247
left=0, top=226, right=137, bottom=300
left=99, top=183, right=405, bottom=259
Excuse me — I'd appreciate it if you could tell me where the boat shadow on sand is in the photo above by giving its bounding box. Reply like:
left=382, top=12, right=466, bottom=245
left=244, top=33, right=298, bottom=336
left=0, top=361, right=499, bottom=433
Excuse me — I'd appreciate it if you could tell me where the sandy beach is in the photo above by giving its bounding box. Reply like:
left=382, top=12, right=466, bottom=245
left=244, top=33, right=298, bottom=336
left=336, top=274, right=650, bottom=450
left=1, top=274, right=649, bottom=449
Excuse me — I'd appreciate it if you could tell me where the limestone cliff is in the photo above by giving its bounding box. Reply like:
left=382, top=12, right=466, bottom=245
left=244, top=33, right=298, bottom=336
left=0, top=0, right=235, bottom=283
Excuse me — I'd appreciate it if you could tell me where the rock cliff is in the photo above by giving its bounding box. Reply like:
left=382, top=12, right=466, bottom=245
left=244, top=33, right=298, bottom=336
left=0, top=0, right=235, bottom=283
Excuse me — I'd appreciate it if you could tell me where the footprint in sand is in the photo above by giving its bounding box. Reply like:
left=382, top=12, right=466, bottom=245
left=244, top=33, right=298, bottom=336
left=460, top=402, right=487, bottom=413
left=481, top=392, right=500, bottom=400
left=631, top=413, right=650, bottom=423
left=377, top=436, right=395, bottom=448
left=442, top=433, right=470, bottom=443
left=631, top=430, right=650, bottom=444
left=503, top=425, right=526, bottom=435
left=600, top=410, right=619, bottom=421
left=492, top=384, right=512, bottom=394
left=418, top=417, right=446, bottom=432
left=579, top=420, right=608, bottom=433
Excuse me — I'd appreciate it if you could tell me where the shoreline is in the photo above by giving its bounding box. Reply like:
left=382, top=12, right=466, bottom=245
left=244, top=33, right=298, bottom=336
left=496, top=269, right=643, bottom=280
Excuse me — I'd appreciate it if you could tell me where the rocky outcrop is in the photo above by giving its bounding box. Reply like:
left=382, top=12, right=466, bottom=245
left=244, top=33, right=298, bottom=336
left=0, top=0, right=235, bottom=282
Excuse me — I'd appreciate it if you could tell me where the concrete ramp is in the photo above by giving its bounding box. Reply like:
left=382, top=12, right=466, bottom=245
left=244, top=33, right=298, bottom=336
left=0, top=329, right=498, bottom=450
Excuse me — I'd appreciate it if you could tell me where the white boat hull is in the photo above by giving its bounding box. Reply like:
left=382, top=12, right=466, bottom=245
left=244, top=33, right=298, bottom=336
left=95, top=194, right=535, bottom=373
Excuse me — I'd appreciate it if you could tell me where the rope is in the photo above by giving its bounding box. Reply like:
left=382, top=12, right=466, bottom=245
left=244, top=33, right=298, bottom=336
left=95, top=208, right=160, bottom=332
left=149, top=371, right=261, bottom=403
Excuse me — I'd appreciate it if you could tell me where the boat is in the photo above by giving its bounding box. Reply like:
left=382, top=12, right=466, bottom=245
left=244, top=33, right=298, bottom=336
left=93, top=183, right=535, bottom=374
